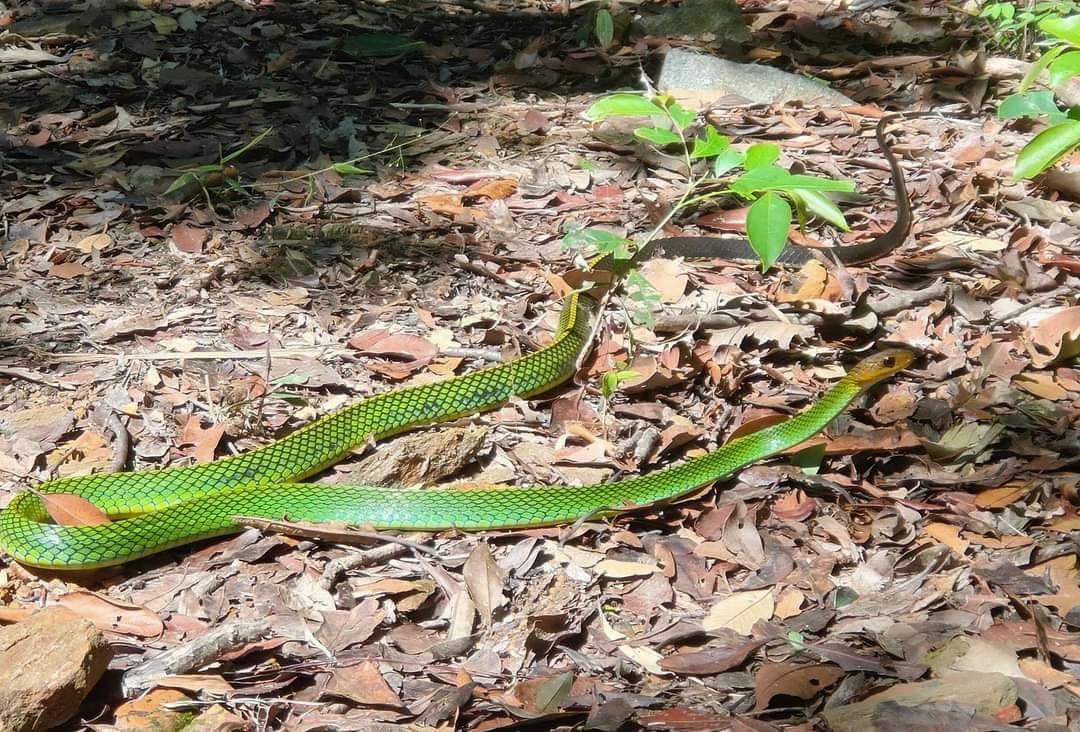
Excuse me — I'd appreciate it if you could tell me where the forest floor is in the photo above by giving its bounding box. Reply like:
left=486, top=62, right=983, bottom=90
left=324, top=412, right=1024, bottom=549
left=1, top=0, right=1080, bottom=730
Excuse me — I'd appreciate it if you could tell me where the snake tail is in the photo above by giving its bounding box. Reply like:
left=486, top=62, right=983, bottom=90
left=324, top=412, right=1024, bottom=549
left=0, top=350, right=910, bottom=569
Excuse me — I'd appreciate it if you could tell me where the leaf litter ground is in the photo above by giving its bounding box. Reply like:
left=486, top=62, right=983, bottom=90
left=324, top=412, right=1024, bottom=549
left=1, top=0, right=1080, bottom=730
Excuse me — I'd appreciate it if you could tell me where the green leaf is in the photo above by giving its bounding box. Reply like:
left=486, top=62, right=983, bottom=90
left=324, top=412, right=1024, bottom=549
left=834, top=587, right=858, bottom=609
left=332, top=162, right=371, bottom=175
left=534, top=671, right=573, bottom=713
left=792, top=189, right=849, bottom=231
left=151, top=13, right=179, bottom=35
left=1014, top=118, right=1080, bottom=179
left=341, top=33, right=425, bottom=57
left=600, top=368, right=639, bottom=399
left=790, top=442, right=826, bottom=474
left=594, top=9, right=614, bottom=48
left=744, top=143, right=780, bottom=169
left=634, top=126, right=682, bottom=146
left=980, top=2, right=1014, bottom=21
left=1049, top=50, right=1080, bottom=87
left=1021, top=44, right=1066, bottom=92
left=584, top=93, right=664, bottom=121
left=1040, top=13, right=1080, bottom=45
left=712, top=148, right=745, bottom=177
left=777, top=174, right=854, bottom=193
left=729, top=166, right=791, bottom=197
left=271, top=373, right=309, bottom=386
left=164, top=172, right=196, bottom=195
left=999, top=90, right=1064, bottom=120
left=220, top=127, right=273, bottom=165
left=690, top=127, right=729, bottom=159
left=177, top=9, right=200, bottom=31
left=667, top=103, right=696, bottom=131
left=561, top=226, right=632, bottom=259
left=746, top=192, right=791, bottom=271
left=623, top=269, right=660, bottom=326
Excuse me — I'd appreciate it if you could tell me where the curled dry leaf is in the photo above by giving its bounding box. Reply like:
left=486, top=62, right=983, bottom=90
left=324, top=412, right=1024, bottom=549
left=770, top=490, right=815, bottom=522
left=1026, top=306, right=1080, bottom=368
left=57, top=591, right=165, bottom=637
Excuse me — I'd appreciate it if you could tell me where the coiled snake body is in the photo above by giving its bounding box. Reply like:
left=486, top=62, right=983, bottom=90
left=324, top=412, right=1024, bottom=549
left=0, top=115, right=918, bottom=569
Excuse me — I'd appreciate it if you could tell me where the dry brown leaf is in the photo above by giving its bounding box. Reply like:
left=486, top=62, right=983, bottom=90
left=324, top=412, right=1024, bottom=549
left=418, top=193, right=477, bottom=218
left=57, top=591, right=164, bottom=637
left=76, top=232, right=112, bottom=253
left=467, top=177, right=518, bottom=199
left=1013, top=372, right=1068, bottom=400
left=730, top=413, right=787, bottom=441
left=771, top=490, right=815, bottom=522
left=170, top=222, right=207, bottom=254
left=179, top=416, right=226, bottom=464
left=640, top=259, right=689, bottom=303
left=48, top=261, right=90, bottom=278
left=1018, top=658, right=1077, bottom=690
left=594, top=559, right=660, bottom=578
left=1049, top=514, right=1080, bottom=532
left=1026, top=306, right=1080, bottom=368
left=323, top=661, right=404, bottom=708
left=156, top=674, right=235, bottom=695
left=181, top=704, right=247, bottom=732
left=1030, top=555, right=1080, bottom=613
left=923, top=522, right=970, bottom=555
left=709, top=321, right=813, bottom=349
left=869, top=391, right=917, bottom=424
left=721, top=501, right=764, bottom=570
left=463, top=542, right=506, bottom=627
left=113, top=688, right=191, bottom=732
left=348, top=331, right=437, bottom=362
left=974, top=482, right=1035, bottom=509
left=785, top=426, right=922, bottom=456
left=40, top=492, right=111, bottom=526
left=350, top=578, right=431, bottom=597
left=753, top=662, right=843, bottom=711
left=774, top=588, right=805, bottom=619
left=659, top=638, right=766, bottom=675
left=703, top=589, right=774, bottom=635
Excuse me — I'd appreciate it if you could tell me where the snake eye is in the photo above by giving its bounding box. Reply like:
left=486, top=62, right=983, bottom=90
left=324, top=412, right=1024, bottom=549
left=882, top=355, right=896, bottom=368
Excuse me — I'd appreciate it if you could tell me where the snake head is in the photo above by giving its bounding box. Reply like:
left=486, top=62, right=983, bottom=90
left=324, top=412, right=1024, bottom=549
left=846, top=349, right=913, bottom=388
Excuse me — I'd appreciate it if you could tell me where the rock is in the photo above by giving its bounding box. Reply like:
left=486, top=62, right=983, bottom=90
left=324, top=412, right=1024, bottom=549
left=635, top=0, right=750, bottom=44
left=0, top=606, right=112, bottom=731
left=822, top=671, right=1018, bottom=732
left=657, top=49, right=854, bottom=108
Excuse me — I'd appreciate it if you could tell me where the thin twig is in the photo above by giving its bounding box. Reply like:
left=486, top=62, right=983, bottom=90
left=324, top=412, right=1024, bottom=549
left=0, top=366, right=76, bottom=391
left=122, top=620, right=273, bottom=696
left=104, top=411, right=130, bottom=473
left=235, top=516, right=441, bottom=558
left=320, top=543, right=412, bottom=590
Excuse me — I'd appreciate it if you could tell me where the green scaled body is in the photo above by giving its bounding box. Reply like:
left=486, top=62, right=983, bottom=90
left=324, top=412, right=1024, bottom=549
left=0, top=280, right=907, bottom=569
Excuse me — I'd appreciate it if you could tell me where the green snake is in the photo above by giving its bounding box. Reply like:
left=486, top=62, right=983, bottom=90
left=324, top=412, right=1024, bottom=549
left=0, top=116, right=918, bottom=570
